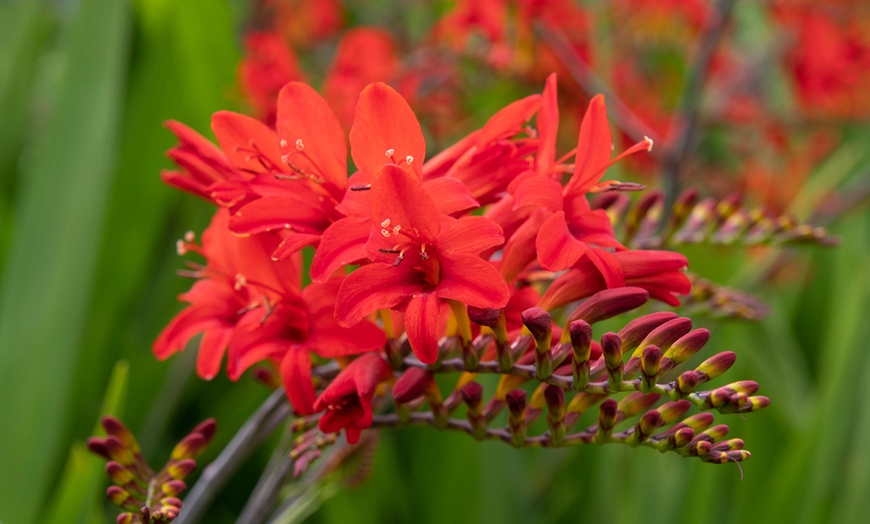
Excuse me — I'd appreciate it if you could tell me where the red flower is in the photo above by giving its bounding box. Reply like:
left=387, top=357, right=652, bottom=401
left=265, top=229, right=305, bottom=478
left=227, top=276, right=386, bottom=415
left=153, top=209, right=301, bottom=380
left=314, top=353, right=394, bottom=444
left=240, top=32, right=305, bottom=125
left=336, top=165, right=509, bottom=364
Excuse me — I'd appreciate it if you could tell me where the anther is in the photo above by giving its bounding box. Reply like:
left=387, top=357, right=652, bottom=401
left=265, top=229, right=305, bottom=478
left=392, top=225, right=401, bottom=235
left=183, top=231, right=195, bottom=242
left=385, top=148, right=395, bottom=158
left=405, top=155, right=414, bottom=165
left=393, top=253, right=405, bottom=266
left=644, top=136, right=654, bottom=151
left=350, top=185, right=372, bottom=191
left=176, top=240, right=187, bottom=256
left=280, top=139, right=288, bottom=148
left=281, top=154, right=290, bottom=163
left=295, top=139, right=304, bottom=150
left=381, top=229, right=391, bottom=238
left=234, top=274, right=248, bottom=291
left=381, top=218, right=391, bottom=228
left=379, top=248, right=401, bottom=254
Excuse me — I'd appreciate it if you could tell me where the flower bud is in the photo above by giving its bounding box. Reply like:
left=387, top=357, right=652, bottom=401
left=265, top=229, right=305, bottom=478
left=569, top=320, right=593, bottom=390
left=661, top=328, right=710, bottom=371
left=102, top=416, right=140, bottom=453
left=671, top=427, right=695, bottom=449
left=601, top=332, right=623, bottom=391
left=104, top=436, right=136, bottom=467
left=106, top=461, right=135, bottom=486
left=640, top=345, right=662, bottom=392
left=167, top=458, right=197, bottom=480
left=634, top=410, right=663, bottom=442
left=677, top=370, right=704, bottom=395
left=617, top=392, right=660, bottom=418
left=695, top=352, right=737, bottom=381
left=392, top=367, right=436, bottom=403
left=461, top=382, right=487, bottom=440
left=617, top=312, right=678, bottom=353
left=544, top=386, right=566, bottom=445
left=170, top=433, right=205, bottom=461
left=161, top=480, right=187, bottom=497
left=522, top=307, right=552, bottom=349
left=506, top=389, right=528, bottom=446
left=656, top=400, right=691, bottom=423
left=596, top=399, right=619, bottom=441
left=682, top=412, right=715, bottom=432
left=566, top=288, right=649, bottom=326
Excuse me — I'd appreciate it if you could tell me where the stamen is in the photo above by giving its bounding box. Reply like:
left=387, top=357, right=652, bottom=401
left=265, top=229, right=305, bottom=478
left=184, top=231, right=195, bottom=242
left=379, top=248, right=401, bottom=254
left=280, top=139, right=288, bottom=148
left=392, top=225, right=401, bottom=235
left=643, top=136, right=654, bottom=151
left=281, top=154, right=290, bottom=163
left=234, top=273, right=248, bottom=291
left=176, top=240, right=187, bottom=255
left=350, top=185, right=372, bottom=191
left=295, top=139, right=304, bottom=151
left=393, top=252, right=406, bottom=266
left=385, top=148, right=395, bottom=158
left=380, top=218, right=391, bottom=228
left=381, top=229, right=391, bottom=238
left=405, top=155, right=414, bottom=165
left=420, top=244, right=429, bottom=261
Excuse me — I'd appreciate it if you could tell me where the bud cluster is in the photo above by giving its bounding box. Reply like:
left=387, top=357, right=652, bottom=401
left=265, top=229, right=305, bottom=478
left=87, top=417, right=216, bottom=523
left=594, top=188, right=838, bottom=249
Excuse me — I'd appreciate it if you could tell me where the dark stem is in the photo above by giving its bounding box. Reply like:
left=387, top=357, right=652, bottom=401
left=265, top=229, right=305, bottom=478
left=176, top=388, right=290, bottom=524
left=660, top=0, right=736, bottom=220
left=533, top=20, right=661, bottom=148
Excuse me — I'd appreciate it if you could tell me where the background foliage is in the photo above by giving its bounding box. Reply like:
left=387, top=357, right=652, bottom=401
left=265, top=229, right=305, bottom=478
left=1, top=0, right=868, bottom=522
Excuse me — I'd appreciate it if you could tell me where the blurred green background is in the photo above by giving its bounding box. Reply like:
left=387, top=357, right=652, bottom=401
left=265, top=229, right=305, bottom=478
left=1, top=0, right=869, bottom=523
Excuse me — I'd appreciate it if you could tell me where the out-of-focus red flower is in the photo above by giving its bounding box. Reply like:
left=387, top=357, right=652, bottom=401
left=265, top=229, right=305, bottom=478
left=324, top=28, right=401, bottom=130
left=336, top=165, right=509, bottom=364
left=240, top=32, right=305, bottom=125
left=774, top=4, right=870, bottom=119
left=313, top=353, right=394, bottom=444
left=261, top=0, right=344, bottom=45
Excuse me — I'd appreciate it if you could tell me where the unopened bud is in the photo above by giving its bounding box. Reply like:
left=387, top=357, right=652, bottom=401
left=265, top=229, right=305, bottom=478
left=677, top=370, right=704, bottom=395
left=468, top=307, right=503, bottom=328
left=171, top=434, right=205, bottom=461
left=618, top=312, right=678, bottom=352
left=671, top=427, right=695, bottom=449
left=711, top=438, right=744, bottom=452
left=567, top=288, right=649, bottom=326
left=167, top=458, right=197, bottom=480
left=569, top=320, right=593, bottom=390
left=641, top=345, right=662, bottom=392
left=682, top=412, right=715, bottom=432
left=461, top=382, right=486, bottom=440
left=617, top=392, right=660, bottom=417
left=190, top=418, right=217, bottom=445
left=106, top=461, right=135, bottom=486
left=695, top=352, right=736, bottom=381
left=104, top=436, right=136, bottom=466
left=635, top=410, right=664, bottom=442
left=522, top=307, right=552, bottom=350
left=87, top=437, right=111, bottom=460
left=102, top=416, right=140, bottom=452
left=656, top=399, right=691, bottom=423
left=392, top=367, right=435, bottom=403
left=545, top=385, right=566, bottom=445
left=661, top=328, right=710, bottom=371
left=601, top=332, right=623, bottom=391
left=596, top=399, right=619, bottom=441
left=506, top=389, right=528, bottom=446
left=161, top=480, right=187, bottom=497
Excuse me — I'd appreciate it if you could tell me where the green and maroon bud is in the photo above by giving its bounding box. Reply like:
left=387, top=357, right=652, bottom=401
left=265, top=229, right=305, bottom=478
left=634, top=410, right=664, bottom=443
left=691, top=424, right=729, bottom=445
left=625, top=190, right=662, bottom=241
left=745, top=396, right=770, bottom=412
left=671, top=426, right=696, bottom=449
left=162, top=497, right=183, bottom=508
left=661, top=328, right=710, bottom=371
left=544, top=385, right=566, bottom=445
left=506, top=389, right=528, bottom=446
left=566, top=288, right=649, bottom=326
left=469, top=307, right=511, bottom=370
left=596, top=399, right=619, bottom=442
left=569, top=320, right=593, bottom=390
left=87, top=437, right=111, bottom=460
left=601, top=332, right=624, bottom=392
left=167, top=458, right=197, bottom=480
left=682, top=412, right=716, bottom=432
left=102, top=417, right=141, bottom=453
left=669, top=188, right=699, bottom=231
left=105, top=461, right=136, bottom=486
left=460, top=382, right=487, bottom=440
left=170, top=433, right=205, bottom=461
left=190, top=418, right=217, bottom=445
left=618, top=392, right=660, bottom=418
left=695, top=352, right=736, bottom=381
left=657, top=400, right=691, bottom=423
left=726, top=450, right=751, bottom=462
left=618, top=312, right=678, bottom=353
left=626, top=317, right=693, bottom=376
left=104, top=436, right=137, bottom=467
left=641, top=345, right=662, bottom=393
left=392, top=367, right=435, bottom=404
left=106, top=486, right=139, bottom=511
left=677, top=370, right=704, bottom=395
left=691, top=439, right=713, bottom=457
left=711, top=438, right=744, bottom=452
left=116, top=513, right=135, bottom=524
left=523, top=307, right=554, bottom=380
left=160, top=480, right=186, bottom=497
left=717, top=192, right=743, bottom=221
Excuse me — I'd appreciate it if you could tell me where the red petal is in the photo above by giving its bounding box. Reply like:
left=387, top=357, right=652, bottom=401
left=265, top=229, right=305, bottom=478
left=587, top=248, right=626, bottom=288
left=568, top=95, right=612, bottom=194
left=271, top=232, right=320, bottom=261
left=536, top=73, right=559, bottom=176
left=309, top=216, right=370, bottom=282
left=196, top=329, right=232, bottom=380
left=498, top=208, right=549, bottom=282
left=422, top=176, right=479, bottom=216
left=436, top=254, right=510, bottom=309
left=277, top=82, right=347, bottom=196
left=211, top=111, right=284, bottom=174
left=281, top=349, right=317, bottom=415
left=153, top=305, right=226, bottom=360
left=476, top=94, right=542, bottom=147
left=335, top=262, right=423, bottom=325
left=350, top=82, right=425, bottom=177
left=438, top=216, right=504, bottom=255
left=229, top=196, right=328, bottom=236
left=513, top=175, right=564, bottom=211
left=404, top=293, right=442, bottom=364
left=536, top=211, right=588, bottom=271
left=369, top=164, right=441, bottom=243
left=537, top=265, right=606, bottom=310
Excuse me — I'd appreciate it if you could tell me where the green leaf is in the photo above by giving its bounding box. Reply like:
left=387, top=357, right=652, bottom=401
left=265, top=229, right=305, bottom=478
left=0, top=0, right=129, bottom=521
